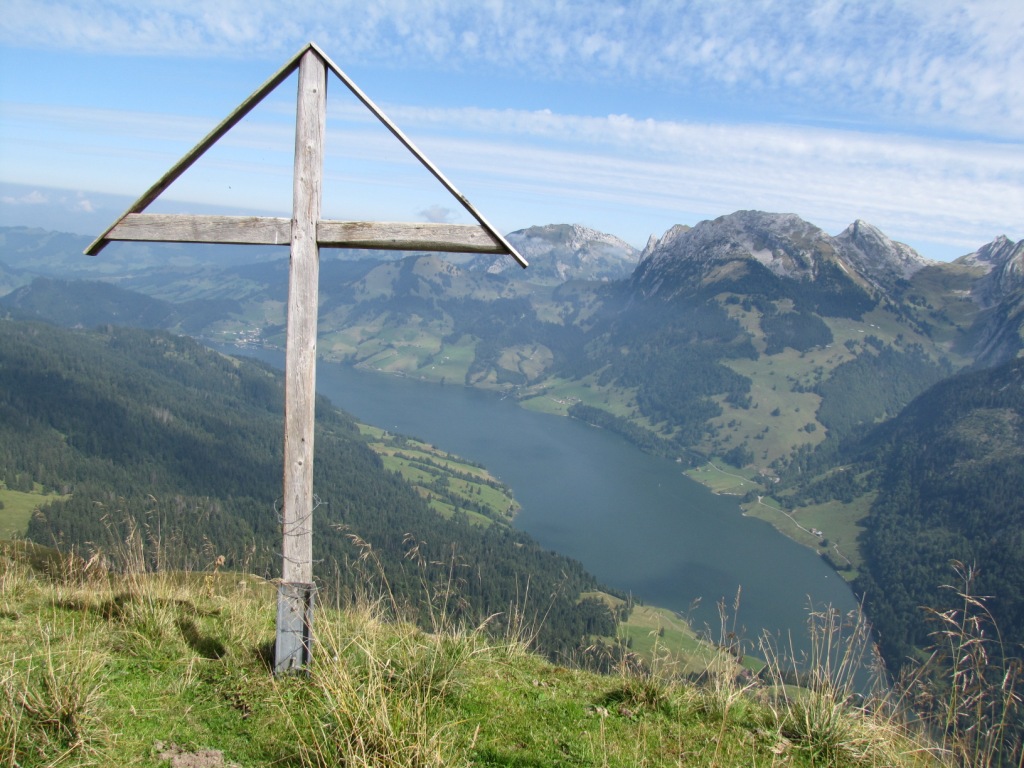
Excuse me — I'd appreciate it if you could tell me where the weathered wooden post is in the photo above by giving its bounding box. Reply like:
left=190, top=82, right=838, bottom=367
left=85, top=42, right=527, bottom=674
left=276, top=48, right=326, bottom=673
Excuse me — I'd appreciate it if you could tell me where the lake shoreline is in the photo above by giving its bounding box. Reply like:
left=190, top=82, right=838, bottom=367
left=215, top=341, right=861, bottom=654
left=338, top=345, right=844, bottom=567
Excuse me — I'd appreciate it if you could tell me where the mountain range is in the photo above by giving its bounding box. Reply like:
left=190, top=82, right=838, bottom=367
left=2, top=211, right=1022, bottom=674
left=4, top=212, right=1021, bottom=484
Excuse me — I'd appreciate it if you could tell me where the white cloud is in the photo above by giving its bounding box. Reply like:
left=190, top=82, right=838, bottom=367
left=2, top=1, right=1021, bottom=138
left=419, top=204, right=455, bottom=223
left=1, top=189, right=48, bottom=205
left=3, top=95, right=1019, bottom=256
left=73, top=194, right=96, bottom=213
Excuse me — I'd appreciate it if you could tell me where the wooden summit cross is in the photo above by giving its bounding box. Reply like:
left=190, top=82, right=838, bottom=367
left=86, top=42, right=527, bottom=674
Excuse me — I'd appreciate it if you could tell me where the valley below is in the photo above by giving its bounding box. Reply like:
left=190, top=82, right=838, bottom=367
left=223, top=343, right=861, bottom=655
left=2, top=211, right=1023, bottom=681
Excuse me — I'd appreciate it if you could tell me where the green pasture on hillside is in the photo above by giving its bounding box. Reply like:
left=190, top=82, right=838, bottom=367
left=360, top=424, right=518, bottom=528
left=0, top=487, right=58, bottom=538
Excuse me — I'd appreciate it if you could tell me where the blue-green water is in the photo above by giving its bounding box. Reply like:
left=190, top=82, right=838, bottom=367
left=232, top=347, right=859, bottom=647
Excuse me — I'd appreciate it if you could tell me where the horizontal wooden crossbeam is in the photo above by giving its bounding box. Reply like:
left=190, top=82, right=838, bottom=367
left=317, top=221, right=505, bottom=253
left=105, top=214, right=291, bottom=245
left=102, top=213, right=507, bottom=253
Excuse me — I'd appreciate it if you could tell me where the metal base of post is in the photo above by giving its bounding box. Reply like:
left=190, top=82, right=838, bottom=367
left=274, top=582, right=316, bottom=675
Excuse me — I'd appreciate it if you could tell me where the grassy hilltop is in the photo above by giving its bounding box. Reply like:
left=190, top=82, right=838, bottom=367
left=3, top=541, right=1008, bottom=768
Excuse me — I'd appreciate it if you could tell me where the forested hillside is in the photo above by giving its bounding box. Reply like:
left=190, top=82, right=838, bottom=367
left=850, top=359, right=1024, bottom=666
left=0, top=318, right=616, bottom=659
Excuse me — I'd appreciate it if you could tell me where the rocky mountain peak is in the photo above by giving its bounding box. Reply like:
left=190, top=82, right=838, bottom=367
left=833, top=219, right=928, bottom=288
left=640, top=224, right=692, bottom=259
left=958, top=235, right=1024, bottom=273
left=468, top=223, right=639, bottom=284
left=956, top=235, right=1024, bottom=307
left=632, top=211, right=937, bottom=300
left=631, top=211, right=849, bottom=298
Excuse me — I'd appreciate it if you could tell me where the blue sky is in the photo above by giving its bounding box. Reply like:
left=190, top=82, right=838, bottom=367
left=1, top=1, right=1021, bottom=261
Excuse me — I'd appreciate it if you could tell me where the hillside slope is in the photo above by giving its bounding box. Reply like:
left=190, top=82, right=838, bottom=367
left=0, top=319, right=615, bottom=658
left=854, top=359, right=1024, bottom=666
left=1, top=551, right=945, bottom=768
left=5, top=217, right=1024, bottom=679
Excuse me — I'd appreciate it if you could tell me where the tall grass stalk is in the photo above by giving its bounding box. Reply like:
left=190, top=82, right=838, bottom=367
left=899, top=561, right=1023, bottom=768
left=1, top=620, right=109, bottom=766
left=284, top=536, right=539, bottom=767
left=756, top=604, right=925, bottom=765
left=286, top=588, right=497, bottom=768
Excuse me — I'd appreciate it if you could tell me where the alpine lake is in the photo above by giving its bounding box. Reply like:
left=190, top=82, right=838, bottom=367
left=227, top=345, right=860, bottom=658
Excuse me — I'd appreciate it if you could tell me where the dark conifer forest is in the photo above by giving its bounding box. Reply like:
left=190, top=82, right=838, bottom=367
left=851, top=359, right=1024, bottom=667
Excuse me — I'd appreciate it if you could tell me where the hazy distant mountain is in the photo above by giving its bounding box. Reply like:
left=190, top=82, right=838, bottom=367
left=469, top=223, right=640, bottom=284
left=0, top=277, right=240, bottom=334
left=0, top=226, right=92, bottom=270
left=0, top=225, right=283, bottom=281
left=3, top=277, right=175, bottom=328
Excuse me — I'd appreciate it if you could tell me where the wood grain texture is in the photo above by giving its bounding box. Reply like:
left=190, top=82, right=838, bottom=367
left=281, top=49, right=326, bottom=588
left=317, top=220, right=505, bottom=252
left=103, top=214, right=291, bottom=245
left=98, top=214, right=507, bottom=253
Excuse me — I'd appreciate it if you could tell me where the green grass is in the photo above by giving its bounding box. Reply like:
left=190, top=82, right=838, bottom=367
left=0, top=548, right=944, bottom=768
left=423, top=338, right=476, bottom=382
left=715, top=356, right=827, bottom=466
left=899, top=264, right=985, bottom=352
left=360, top=425, right=518, bottom=528
left=604, top=598, right=747, bottom=677
left=519, top=375, right=637, bottom=419
left=695, top=461, right=876, bottom=577
left=496, top=343, right=554, bottom=382
left=687, top=461, right=759, bottom=496
left=0, top=486, right=64, bottom=539
left=705, top=292, right=980, bottom=468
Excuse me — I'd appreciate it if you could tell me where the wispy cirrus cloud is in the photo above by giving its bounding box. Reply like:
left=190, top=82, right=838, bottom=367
left=1, top=2, right=1019, bottom=257
left=7, top=96, right=1015, bottom=256
left=393, top=102, right=1023, bottom=233
left=3, top=0, right=1021, bottom=139
left=412, top=120, right=1021, bottom=254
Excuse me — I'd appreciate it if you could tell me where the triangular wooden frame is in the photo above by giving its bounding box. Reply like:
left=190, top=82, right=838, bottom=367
left=85, top=42, right=527, bottom=267
left=86, top=43, right=528, bottom=675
